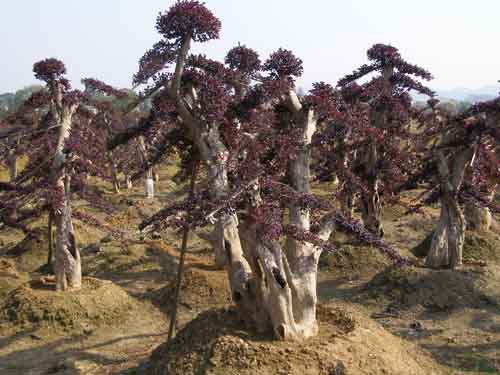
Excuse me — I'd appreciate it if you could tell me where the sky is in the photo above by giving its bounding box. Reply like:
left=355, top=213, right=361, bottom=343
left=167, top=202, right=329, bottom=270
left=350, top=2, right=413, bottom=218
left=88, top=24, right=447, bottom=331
left=1, top=0, right=499, bottom=93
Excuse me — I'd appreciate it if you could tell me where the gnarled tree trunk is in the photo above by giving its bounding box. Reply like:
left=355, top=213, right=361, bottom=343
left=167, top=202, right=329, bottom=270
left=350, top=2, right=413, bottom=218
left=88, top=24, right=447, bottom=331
left=54, top=176, right=81, bottom=290
left=339, top=182, right=355, bottom=218
left=46, top=210, right=54, bottom=273
left=194, top=126, right=258, bottom=326
left=279, top=107, right=321, bottom=339
left=239, top=102, right=334, bottom=340
left=359, top=143, right=384, bottom=237
left=191, top=104, right=333, bottom=340
left=425, top=193, right=465, bottom=269
left=108, top=152, right=120, bottom=194
left=125, top=174, right=133, bottom=190
left=169, top=36, right=334, bottom=340
left=51, top=102, right=82, bottom=291
left=138, top=136, right=154, bottom=199
left=426, top=148, right=473, bottom=269
left=145, top=168, right=154, bottom=199
left=7, top=152, right=17, bottom=182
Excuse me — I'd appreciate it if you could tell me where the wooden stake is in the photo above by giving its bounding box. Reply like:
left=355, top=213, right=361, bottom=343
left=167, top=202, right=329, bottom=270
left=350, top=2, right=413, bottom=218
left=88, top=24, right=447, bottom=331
left=168, top=160, right=198, bottom=341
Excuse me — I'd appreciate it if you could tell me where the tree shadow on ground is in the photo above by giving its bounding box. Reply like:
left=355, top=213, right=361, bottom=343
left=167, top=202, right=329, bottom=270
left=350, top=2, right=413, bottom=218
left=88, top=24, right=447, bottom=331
left=469, top=310, right=500, bottom=334
left=0, top=329, right=167, bottom=375
left=359, top=265, right=499, bottom=314
left=317, top=277, right=366, bottom=302
left=421, top=340, right=500, bottom=374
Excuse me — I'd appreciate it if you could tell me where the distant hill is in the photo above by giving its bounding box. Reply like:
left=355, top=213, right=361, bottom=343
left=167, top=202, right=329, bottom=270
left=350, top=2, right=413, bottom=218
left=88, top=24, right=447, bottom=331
left=0, top=86, right=43, bottom=118
left=435, top=85, right=499, bottom=102
left=0, top=93, right=16, bottom=117
left=412, top=84, right=499, bottom=105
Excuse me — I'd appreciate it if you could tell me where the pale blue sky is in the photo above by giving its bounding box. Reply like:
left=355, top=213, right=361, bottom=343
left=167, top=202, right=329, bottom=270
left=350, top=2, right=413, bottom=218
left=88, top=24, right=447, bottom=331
left=1, top=1, right=499, bottom=93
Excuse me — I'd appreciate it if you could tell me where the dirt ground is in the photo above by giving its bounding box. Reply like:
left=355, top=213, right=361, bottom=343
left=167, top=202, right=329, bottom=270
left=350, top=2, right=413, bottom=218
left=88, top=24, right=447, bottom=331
left=0, top=168, right=499, bottom=374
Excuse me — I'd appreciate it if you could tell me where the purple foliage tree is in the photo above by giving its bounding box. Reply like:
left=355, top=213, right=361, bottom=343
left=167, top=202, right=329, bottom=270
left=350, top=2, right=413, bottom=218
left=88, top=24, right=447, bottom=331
left=336, top=44, right=434, bottom=236
left=119, top=1, right=405, bottom=340
left=0, top=60, right=125, bottom=291
left=411, top=94, right=500, bottom=269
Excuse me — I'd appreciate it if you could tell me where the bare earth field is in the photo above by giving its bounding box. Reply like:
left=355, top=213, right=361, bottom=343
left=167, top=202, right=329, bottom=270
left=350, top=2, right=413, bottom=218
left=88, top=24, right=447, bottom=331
left=0, top=167, right=499, bottom=374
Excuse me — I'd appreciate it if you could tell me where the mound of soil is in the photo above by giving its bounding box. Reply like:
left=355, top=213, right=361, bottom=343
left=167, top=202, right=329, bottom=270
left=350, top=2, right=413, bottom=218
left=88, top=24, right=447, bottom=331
left=152, top=267, right=231, bottom=319
left=412, top=230, right=500, bottom=263
left=0, top=277, right=137, bottom=333
left=148, top=303, right=445, bottom=375
left=319, top=242, right=391, bottom=278
left=6, top=229, right=48, bottom=273
left=0, top=259, right=28, bottom=300
left=463, top=231, right=500, bottom=263
left=0, top=258, right=20, bottom=278
left=361, top=265, right=500, bottom=311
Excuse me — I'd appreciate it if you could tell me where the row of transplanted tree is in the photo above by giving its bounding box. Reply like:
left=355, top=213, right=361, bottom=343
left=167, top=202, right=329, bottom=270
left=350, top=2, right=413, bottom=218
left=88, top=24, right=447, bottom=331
left=0, top=60, right=162, bottom=290
left=0, top=0, right=499, bottom=341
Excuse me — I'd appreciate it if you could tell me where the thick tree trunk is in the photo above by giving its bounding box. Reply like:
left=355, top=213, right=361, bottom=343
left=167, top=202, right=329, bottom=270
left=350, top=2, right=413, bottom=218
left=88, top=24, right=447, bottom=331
left=145, top=168, right=154, bottom=199
left=425, top=148, right=474, bottom=269
left=283, top=111, right=321, bottom=338
left=8, top=153, right=17, bottom=182
left=359, top=143, right=384, bottom=237
left=240, top=103, right=333, bottom=340
left=169, top=38, right=333, bottom=340
left=138, top=137, right=154, bottom=199
left=194, top=127, right=257, bottom=326
left=357, top=65, right=394, bottom=237
left=54, top=177, right=81, bottom=291
left=125, top=174, right=133, bottom=190
left=339, top=183, right=355, bottom=218
left=200, top=97, right=335, bottom=340
left=359, top=183, right=383, bottom=237
left=108, top=152, right=120, bottom=194
left=47, top=210, right=54, bottom=273
left=425, top=194, right=465, bottom=269
left=50, top=101, right=82, bottom=291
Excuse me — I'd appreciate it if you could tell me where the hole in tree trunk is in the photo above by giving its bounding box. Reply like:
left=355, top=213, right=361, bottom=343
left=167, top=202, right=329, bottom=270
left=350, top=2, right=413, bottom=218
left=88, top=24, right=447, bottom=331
left=224, top=239, right=232, bottom=264
left=272, top=267, right=287, bottom=289
left=246, top=280, right=256, bottom=297
left=68, top=233, right=77, bottom=259
left=276, top=324, right=286, bottom=340
left=233, top=291, right=242, bottom=302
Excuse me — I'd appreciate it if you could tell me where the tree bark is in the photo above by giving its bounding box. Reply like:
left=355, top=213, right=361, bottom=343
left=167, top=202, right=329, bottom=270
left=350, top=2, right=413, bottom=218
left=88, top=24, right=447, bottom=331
left=145, top=168, right=154, bottom=199
left=237, top=99, right=333, bottom=340
left=357, top=65, right=395, bottom=237
left=359, top=143, right=384, bottom=237
left=47, top=210, right=54, bottom=273
left=166, top=35, right=335, bottom=340
left=282, top=109, right=318, bottom=337
left=426, top=148, right=474, bottom=269
left=125, top=174, right=133, bottom=190
left=50, top=100, right=82, bottom=291
left=194, top=126, right=257, bottom=326
left=54, top=177, right=81, bottom=290
left=138, top=136, right=154, bottom=199
left=425, top=193, right=465, bottom=269
left=108, top=152, right=120, bottom=194
left=338, top=182, right=355, bottom=218
left=7, top=153, right=17, bottom=182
